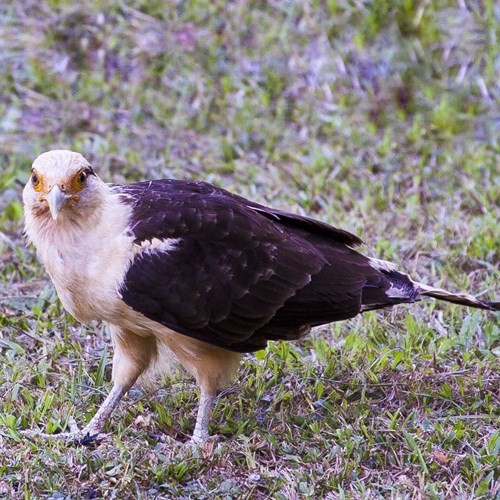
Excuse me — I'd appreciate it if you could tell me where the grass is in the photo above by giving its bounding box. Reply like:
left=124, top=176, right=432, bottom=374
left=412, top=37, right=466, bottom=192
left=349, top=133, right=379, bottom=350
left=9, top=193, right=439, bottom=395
left=0, top=0, right=499, bottom=498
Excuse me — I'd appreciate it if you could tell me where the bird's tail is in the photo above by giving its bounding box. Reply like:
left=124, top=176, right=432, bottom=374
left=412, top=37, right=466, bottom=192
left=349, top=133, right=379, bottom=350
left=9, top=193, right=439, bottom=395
left=363, top=258, right=499, bottom=312
left=415, top=282, right=500, bottom=311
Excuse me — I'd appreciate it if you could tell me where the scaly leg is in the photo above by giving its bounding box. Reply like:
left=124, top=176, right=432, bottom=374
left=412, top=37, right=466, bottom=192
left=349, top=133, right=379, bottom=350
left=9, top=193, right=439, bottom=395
left=165, top=340, right=242, bottom=445
left=22, top=327, right=157, bottom=443
left=191, top=390, right=217, bottom=445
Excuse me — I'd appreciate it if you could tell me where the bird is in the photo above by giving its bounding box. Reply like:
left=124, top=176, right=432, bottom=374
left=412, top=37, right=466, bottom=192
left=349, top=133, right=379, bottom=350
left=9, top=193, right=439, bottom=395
left=22, top=149, right=499, bottom=445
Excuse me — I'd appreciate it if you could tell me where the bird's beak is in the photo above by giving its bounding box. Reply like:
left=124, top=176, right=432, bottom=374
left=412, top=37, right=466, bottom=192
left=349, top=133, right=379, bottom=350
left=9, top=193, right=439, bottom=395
left=45, top=185, right=70, bottom=220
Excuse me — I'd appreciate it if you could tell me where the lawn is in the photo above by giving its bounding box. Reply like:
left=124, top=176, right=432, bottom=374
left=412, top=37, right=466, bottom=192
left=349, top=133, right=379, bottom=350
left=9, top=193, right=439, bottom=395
left=0, top=1, right=499, bottom=498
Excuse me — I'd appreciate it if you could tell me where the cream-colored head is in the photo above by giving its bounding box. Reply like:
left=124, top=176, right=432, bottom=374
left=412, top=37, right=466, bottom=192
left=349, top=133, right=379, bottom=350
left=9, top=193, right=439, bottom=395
left=23, top=150, right=103, bottom=223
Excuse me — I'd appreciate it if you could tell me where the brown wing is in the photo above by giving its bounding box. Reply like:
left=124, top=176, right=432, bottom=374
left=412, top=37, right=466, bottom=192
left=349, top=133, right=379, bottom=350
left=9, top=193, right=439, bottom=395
left=116, top=180, right=392, bottom=352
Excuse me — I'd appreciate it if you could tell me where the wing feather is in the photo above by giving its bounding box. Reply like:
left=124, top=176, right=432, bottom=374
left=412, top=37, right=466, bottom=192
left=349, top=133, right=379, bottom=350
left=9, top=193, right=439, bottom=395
left=115, top=180, right=374, bottom=352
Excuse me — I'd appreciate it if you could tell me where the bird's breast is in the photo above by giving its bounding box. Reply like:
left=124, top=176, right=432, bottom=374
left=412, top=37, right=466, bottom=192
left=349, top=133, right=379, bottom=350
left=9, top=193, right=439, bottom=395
left=34, top=204, right=136, bottom=323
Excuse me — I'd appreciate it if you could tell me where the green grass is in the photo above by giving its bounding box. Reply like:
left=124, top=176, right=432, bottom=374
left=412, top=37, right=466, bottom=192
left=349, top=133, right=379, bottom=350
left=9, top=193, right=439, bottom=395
left=0, top=0, right=499, bottom=498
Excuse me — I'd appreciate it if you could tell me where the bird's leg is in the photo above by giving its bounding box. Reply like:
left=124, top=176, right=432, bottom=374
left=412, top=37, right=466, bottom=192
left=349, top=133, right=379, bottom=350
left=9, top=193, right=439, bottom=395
left=21, top=328, right=157, bottom=443
left=172, top=345, right=242, bottom=446
left=20, top=382, right=131, bottom=442
left=164, top=338, right=242, bottom=445
left=70, top=383, right=129, bottom=438
left=190, top=389, right=217, bottom=445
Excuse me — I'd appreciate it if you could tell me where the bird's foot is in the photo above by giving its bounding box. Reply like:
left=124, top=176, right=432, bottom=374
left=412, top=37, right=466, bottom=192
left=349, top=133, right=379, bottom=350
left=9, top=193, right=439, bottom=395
left=188, top=432, right=221, bottom=447
left=185, top=433, right=222, bottom=458
left=20, top=417, right=106, bottom=445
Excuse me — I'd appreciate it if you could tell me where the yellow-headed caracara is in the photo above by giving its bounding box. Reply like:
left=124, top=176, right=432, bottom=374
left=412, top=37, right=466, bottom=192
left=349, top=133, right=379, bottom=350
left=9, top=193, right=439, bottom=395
left=22, top=150, right=499, bottom=444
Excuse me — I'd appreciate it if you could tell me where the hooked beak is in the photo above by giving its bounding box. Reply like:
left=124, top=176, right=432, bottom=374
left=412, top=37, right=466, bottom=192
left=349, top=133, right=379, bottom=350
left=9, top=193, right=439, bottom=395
left=44, top=185, right=70, bottom=220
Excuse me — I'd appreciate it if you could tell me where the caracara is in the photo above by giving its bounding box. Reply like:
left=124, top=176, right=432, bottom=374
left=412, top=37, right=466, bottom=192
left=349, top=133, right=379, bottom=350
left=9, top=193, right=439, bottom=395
left=22, top=150, right=499, bottom=444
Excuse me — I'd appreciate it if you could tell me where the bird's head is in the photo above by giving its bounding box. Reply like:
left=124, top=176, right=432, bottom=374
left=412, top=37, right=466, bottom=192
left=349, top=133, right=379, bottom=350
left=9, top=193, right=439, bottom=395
left=23, top=150, right=102, bottom=222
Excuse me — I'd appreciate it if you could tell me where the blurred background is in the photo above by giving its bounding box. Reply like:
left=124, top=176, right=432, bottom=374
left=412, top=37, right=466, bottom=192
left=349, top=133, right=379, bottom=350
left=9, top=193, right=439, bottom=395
left=1, top=1, right=498, bottom=254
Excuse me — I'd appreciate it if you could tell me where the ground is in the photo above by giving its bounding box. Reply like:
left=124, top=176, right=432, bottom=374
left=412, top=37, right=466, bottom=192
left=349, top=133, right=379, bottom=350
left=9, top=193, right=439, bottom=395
left=0, top=1, right=499, bottom=498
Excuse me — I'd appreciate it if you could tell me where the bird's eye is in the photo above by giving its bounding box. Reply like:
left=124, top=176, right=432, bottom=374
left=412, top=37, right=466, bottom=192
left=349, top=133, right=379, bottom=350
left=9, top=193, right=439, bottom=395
left=73, top=170, right=88, bottom=191
left=31, top=171, right=41, bottom=190
left=77, top=171, right=87, bottom=186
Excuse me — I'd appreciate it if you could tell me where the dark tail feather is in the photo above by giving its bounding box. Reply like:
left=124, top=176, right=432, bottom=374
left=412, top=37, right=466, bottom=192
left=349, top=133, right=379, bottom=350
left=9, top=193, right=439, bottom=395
left=416, top=283, right=500, bottom=311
